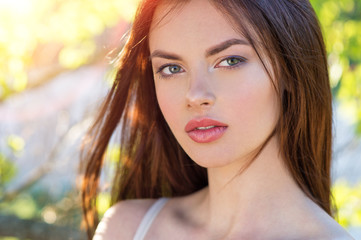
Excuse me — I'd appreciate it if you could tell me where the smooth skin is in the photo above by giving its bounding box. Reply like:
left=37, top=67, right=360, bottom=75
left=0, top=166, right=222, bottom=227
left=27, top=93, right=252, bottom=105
left=94, top=0, right=354, bottom=239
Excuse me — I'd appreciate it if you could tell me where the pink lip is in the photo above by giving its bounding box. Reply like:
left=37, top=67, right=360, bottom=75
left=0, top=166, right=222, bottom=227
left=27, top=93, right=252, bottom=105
left=185, top=118, right=228, bottom=143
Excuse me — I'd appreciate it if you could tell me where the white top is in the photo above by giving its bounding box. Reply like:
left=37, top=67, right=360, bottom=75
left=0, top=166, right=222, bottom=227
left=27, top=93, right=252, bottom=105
left=133, top=198, right=169, bottom=240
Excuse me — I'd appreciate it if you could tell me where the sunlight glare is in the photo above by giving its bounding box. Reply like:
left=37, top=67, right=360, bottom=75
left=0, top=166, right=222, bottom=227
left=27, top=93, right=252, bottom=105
left=0, top=0, right=35, bottom=15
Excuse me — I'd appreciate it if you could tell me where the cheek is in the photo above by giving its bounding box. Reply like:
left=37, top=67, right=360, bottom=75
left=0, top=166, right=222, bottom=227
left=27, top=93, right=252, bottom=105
left=155, top=82, right=183, bottom=130
left=225, top=69, right=279, bottom=133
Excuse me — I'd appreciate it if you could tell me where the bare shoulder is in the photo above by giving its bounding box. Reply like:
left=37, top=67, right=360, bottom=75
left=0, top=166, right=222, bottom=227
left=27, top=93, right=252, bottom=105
left=316, top=217, right=355, bottom=240
left=299, top=204, right=355, bottom=240
left=92, top=198, right=157, bottom=240
left=281, top=197, right=355, bottom=240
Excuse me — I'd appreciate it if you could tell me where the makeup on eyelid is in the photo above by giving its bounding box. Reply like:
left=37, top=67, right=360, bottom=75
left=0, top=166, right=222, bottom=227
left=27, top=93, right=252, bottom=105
left=154, top=55, right=248, bottom=79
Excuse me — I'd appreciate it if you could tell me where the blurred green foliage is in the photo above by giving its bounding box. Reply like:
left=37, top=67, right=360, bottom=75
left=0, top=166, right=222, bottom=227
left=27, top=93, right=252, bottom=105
left=6, top=135, right=25, bottom=153
left=333, top=180, right=361, bottom=227
left=96, top=192, right=111, bottom=217
left=0, top=154, right=17, bottom=190
left=0, top=134, right=23, bottom=195
left=311, top=0, right=361, bottom=134
left=0, top=0, right=140, bottom=100
left=5, top=194, right=38, bottom=220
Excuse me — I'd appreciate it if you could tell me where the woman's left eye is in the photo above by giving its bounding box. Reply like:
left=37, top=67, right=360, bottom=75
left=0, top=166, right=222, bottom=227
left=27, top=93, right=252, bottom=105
left=216, top=56, right=247, bottom=68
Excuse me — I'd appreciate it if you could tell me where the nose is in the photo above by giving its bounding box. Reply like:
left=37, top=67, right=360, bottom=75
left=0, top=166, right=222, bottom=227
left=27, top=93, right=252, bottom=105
left=186, top=73, right=216, bottom=110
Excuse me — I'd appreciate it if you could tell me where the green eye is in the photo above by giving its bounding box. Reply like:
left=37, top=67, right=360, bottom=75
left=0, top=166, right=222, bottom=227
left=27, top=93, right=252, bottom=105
left=217, top=56, right=247, bottom=68
left=226, top=58, right=241, bottom=66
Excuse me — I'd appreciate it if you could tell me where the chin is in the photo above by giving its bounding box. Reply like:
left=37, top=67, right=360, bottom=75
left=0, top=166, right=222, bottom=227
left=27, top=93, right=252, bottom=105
left=186, top=151, right=237, bottom=169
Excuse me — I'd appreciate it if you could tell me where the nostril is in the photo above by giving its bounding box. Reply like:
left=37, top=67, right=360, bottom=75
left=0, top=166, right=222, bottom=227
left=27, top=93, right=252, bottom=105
left=186, top=89, right=216, bottom=109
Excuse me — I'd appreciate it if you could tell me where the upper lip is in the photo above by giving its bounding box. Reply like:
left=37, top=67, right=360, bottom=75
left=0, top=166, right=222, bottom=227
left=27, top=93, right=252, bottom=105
left=185, top=118, right=228, bottom=132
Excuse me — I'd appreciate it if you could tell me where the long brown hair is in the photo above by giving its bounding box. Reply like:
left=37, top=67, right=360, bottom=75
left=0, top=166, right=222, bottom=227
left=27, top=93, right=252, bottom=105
left=81, top=0, right=333, bottom=238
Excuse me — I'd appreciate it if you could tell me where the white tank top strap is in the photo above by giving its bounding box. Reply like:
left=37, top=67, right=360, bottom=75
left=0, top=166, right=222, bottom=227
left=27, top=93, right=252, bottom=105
left=133, top=198, right=169, bottom=240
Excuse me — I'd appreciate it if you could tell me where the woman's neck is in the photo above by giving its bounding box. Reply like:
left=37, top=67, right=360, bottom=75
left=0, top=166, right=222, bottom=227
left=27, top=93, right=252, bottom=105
left=199, top=136, right=310, bottom=238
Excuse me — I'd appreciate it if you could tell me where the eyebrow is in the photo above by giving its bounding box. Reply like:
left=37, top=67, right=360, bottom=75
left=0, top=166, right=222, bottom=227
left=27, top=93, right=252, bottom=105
left=206, top=38, right=249, bottom=57
left=150, top=38, right=249, bottom=61
left=150, top=51, right=183, bottom=61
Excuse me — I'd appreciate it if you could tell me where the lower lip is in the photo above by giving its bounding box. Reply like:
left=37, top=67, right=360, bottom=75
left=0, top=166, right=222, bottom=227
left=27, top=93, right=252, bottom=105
left=187, top=126, right=227, bottom=143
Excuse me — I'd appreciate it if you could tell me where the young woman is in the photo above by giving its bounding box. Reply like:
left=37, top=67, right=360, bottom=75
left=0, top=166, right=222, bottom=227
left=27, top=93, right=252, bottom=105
left=81, top=0, right=354, bottom=239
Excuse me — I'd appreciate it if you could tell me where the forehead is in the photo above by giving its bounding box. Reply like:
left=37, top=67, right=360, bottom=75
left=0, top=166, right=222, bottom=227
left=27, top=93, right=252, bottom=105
left=148, top=0, right=246, bottom=51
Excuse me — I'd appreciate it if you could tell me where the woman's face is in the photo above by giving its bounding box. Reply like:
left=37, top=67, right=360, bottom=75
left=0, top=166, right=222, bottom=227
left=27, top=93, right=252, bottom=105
left=149, top=0, right=279, bottom=168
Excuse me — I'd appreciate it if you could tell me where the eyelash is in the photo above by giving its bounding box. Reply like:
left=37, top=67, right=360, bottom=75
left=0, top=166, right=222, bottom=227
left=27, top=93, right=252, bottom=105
left=156, top=64, right=184, bottom=79
left=216, top=56, right=247, bottom=69
left=155, top=56, right=247, bottom=79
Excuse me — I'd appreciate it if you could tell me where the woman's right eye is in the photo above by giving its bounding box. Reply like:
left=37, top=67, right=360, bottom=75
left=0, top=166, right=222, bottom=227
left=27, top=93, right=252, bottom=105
left=157, top=64, right=184, bottom=77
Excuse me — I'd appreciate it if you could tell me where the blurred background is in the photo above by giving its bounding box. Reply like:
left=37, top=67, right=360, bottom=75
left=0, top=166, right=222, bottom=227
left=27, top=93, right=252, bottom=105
left=0, top=0, right=360, bottom=239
